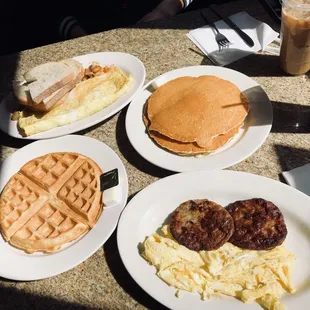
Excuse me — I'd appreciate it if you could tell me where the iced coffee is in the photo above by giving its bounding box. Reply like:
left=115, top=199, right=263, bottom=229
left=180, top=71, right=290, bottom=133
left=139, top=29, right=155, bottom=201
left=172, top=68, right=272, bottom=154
left=280, top=0, right=310, bottom=75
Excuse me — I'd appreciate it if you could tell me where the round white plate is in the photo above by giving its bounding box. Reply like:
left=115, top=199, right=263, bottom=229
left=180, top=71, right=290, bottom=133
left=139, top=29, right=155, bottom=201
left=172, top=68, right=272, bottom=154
left=0, top=135, right=128, bottom=281
left=117, top=170, right=310, bottom=310
left=0, top=52, right=146, bottom=140
left=125, top=66, right=273, bottom=172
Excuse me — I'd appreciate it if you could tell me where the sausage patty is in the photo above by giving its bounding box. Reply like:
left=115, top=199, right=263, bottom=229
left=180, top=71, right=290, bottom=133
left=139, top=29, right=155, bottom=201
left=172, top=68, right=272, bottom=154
left=225, top=198, right=287, bottom=250
left=170, top=199, right=234, bottom=251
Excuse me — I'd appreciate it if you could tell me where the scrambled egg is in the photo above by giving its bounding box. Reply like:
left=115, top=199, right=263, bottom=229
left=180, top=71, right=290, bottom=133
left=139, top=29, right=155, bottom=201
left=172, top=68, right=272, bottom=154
left=142, top=225, right=296, bottom=310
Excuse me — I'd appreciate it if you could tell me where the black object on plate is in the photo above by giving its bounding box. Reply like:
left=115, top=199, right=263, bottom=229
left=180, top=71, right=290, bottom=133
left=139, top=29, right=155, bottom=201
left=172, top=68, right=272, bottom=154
left=100, top=169, right=119, bottom=192
left=209, top=6, right=255, bottom=47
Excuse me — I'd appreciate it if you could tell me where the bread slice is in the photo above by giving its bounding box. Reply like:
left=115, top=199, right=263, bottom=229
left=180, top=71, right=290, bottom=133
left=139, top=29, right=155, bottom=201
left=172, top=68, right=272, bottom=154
left=12, top=81, right=31, bottom=105
left=30, top=91, right=70, bottom=112
left=40, top=59, right=84, bottom=110
left=13, top=59, right=84, bottom=111
left=24, top=62, right=75, bottom=104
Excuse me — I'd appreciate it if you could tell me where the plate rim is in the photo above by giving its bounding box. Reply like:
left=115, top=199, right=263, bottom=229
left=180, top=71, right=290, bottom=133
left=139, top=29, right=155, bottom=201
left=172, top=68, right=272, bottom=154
left=0, top=134, right=129, bottom=281
left=0, top=51, right=146, bottom=140
left=125, top=65, right=273, bottom=172
left=117, top=169, right=310, bottom=310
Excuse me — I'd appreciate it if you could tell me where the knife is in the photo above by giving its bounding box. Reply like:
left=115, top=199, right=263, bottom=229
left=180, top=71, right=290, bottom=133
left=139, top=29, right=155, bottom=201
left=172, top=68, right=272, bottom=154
left=209, top=7, right=254, bottom=47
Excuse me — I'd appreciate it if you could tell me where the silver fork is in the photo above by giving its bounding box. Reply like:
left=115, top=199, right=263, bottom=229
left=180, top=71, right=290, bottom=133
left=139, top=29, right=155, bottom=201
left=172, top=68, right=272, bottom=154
left=200, top=11, right=231, bottom=50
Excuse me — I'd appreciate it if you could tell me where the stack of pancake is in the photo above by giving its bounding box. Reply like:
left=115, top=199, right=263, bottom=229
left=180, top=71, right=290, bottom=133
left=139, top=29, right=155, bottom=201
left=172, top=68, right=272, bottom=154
left=143, top=75, right=250, bottom=155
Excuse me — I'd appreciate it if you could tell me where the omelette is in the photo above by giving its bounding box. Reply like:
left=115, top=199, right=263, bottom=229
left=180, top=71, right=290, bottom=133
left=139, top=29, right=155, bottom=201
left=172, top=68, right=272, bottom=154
left=142, top=225, right=296, bottom=310
left=17, top=67, right=134, bottom=136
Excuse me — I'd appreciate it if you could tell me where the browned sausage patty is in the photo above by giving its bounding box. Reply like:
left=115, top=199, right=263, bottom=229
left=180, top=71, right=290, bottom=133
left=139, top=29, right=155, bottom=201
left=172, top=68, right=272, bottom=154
left=170, top=199, right=234, bottom=251
left=225, top=198, right=287, bottom=250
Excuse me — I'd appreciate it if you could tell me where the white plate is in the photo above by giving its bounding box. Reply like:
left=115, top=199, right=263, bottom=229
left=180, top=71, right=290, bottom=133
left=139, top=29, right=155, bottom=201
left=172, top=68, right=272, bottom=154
left=117, top=170, right=310, bottom=310
left=0, top=135, right=128, bottom=281
left=0, top=52, right=146, bottom=140
left=125, top=66, right=272, bottom=172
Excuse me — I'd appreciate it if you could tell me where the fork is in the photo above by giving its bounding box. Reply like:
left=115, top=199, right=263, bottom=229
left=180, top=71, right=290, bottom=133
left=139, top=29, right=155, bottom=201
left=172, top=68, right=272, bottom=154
left=200, top=11, right=231, bottom=49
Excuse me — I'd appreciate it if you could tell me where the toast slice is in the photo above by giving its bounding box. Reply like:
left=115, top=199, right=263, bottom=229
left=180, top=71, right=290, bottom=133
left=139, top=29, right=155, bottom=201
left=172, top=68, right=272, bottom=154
left=39, top=59, right=84, bottom=111
left=12, top=81, right=31, bottom=105
left=24, top=62, right=75, bottom=104
left=13, top=82, right=70, bottom=112
left=13, top=59, right=84, bottom=111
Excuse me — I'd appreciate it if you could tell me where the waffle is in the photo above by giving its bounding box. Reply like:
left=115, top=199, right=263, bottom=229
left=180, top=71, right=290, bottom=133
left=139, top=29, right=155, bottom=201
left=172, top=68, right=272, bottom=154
left=0, top=152, right=103, bottom=253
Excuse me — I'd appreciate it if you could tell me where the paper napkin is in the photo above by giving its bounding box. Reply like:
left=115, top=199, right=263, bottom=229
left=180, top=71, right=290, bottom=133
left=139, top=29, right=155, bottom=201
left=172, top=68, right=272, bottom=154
left=187, top=11, right=279, bottom=66
left=282, top=164, right=310, bottom=196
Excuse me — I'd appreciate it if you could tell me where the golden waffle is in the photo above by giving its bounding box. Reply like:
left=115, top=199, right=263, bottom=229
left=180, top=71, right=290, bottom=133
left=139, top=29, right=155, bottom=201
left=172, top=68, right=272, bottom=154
left=147, top=75, right=249, bottom=147
left=0, top=152, right=103, bottom=253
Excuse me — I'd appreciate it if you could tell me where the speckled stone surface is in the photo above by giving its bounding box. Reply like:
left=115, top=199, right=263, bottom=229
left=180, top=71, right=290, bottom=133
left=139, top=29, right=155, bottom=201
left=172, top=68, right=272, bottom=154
left=0, top=0, right=310, bottom=309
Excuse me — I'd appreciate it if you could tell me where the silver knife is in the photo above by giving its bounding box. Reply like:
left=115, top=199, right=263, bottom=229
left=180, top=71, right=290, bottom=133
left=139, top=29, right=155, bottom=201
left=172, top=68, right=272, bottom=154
left=209, top=7, right=254, bottom=47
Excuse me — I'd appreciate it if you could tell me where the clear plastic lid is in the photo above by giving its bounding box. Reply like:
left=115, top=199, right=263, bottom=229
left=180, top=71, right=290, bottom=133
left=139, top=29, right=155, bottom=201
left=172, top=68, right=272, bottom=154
left=282, top=0, right=310, bottom=11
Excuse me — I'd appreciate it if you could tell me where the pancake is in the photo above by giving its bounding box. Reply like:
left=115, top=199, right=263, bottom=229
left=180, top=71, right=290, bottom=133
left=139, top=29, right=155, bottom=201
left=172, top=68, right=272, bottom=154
left=147, top=76, right=198, bottom=120
left=149, top=126, right=241, bottom=155
left=143, top=99, right=242, bottom=155
left=147, top=75, right=249, bottom=148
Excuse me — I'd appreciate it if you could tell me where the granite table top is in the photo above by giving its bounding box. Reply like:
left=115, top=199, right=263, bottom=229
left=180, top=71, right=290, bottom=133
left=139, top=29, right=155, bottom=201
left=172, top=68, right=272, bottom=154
left=0, top=0, right=309, bottom=309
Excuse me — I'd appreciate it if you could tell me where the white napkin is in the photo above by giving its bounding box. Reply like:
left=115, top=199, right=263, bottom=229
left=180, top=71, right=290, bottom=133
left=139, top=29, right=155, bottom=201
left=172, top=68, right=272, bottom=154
left=187, top=11, right=279, bottom=66
left=282, top=164, right=310, bottom=196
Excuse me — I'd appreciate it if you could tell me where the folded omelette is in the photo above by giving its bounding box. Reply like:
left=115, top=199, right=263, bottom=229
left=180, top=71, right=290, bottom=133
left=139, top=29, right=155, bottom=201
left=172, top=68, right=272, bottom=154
left=17, top=67, right=134, bottom=136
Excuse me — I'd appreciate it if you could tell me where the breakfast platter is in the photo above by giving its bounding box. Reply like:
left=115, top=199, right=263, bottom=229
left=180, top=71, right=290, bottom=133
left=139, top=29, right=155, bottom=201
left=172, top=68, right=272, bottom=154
left=0, top=135, right=128, bottom=280
left=117, top=170, right=310, bottom=310
left=0, top=52, right=146, bottom=140
left=0, top=50, right=308, bottom=309
left=126, top=65, right=273, bottom=172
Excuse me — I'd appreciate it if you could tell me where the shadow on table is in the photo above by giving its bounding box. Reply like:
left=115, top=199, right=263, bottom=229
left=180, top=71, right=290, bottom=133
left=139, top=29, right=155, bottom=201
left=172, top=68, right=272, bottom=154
left=104, top=230, right=169, bottom=310
left=274, top=144, right=310, bottom=175
left=202, top=48, right=256, bottom=67
left=116, top=107, right=174, bottom=179
left=272, top=101, right=310, bottom=134
left=103, top=191, right=168, bottom=310
left=226, top=53, right=285, bottom=77
left=131, top=0, right=277, bottom=32
left=0, top=285, right=101, bottom=310
left=0, top=130, right=32, bottom=150
left=0, top=52, right=20, bottom=160
left=132, top=3, right=235, bottom=32
left=200, top=53, right=286, bottom=77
